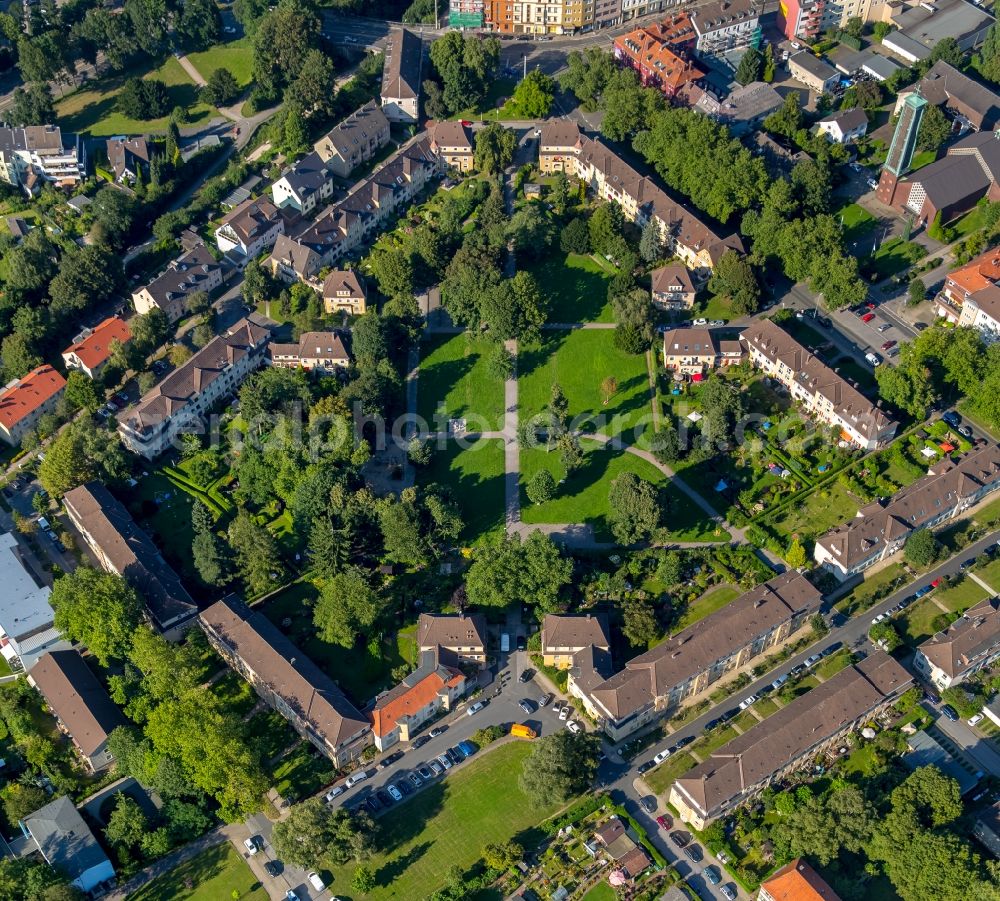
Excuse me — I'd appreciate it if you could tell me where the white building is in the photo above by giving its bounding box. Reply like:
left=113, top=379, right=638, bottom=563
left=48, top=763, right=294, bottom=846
left=815, top=107, right=869, bottom=144
left=958, top=283, right=1000, bottom=341
left=0, top=125, right=85, bottom=193
left=913, top=597, right=1000, bottom=689
left=0, top=532, right=68, bottom=672
left=215, top=196, right=284, bottom=265
left=270, top=151, right=337, bottom=217
left=691, top=0, right=762, bottom=55
left=20, top=797, right=115, bottom=894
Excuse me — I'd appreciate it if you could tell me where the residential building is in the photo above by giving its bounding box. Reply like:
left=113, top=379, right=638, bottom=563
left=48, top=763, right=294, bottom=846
left=106, top=136, right=150, bottom=184
left=381, top=27, right=422, bottom=123
left=370, top=655, right=466, bottom=750
left=779, top=0, right=877, bottom=40
left=570, top=571, right=822, bottom=741
left=914, top=596, right=1000, bottom=689
left=883, top=0, right=993, bottom=65
left=650, top=264, right=697, bottom=309
left=538, top=120, right=585, bottom=174
left=974, top=800, right=1000, bottom=858
left=266, top=234, right=324, bottom=284
left=20, top=797, right=115, bottom=894
left=322, top=269, right=368, bottom=315
left=486, top=0, right=600, bottom=33
left=939, top=245, right=1000, bottom=321
left=297, top=138, right=439, bottom=266
left=903, top=728, right=982, bottom=794
left=429, top=119, right=475, bottom=172
left=215, top=195, right=284, bottom=264
left=740, top=319, right=898, bottom=450
left=895, top=61, right=1000, bottom=132
left=131, top=244, right=224, bottom=322
left=269, top=331, right=351, bottom=373
left=63, top=482, right=198, bottom=634
left=621, top=1, right=670, bottom=23
left=314, top=100, right=391, bottom=179
left=661, top=327, right=745, bottom=374
left=450, top=0, right=485, bottom=28
left=759, top=859, right=843, bottom=901
left=691, top=0, right=763, bottom=56
left=28, top=650, right=126, bottom=772
left=591, top=816, right=651, bottom=879
left=698, top=81, right=783, bottom=137
left=0, top=365, right=66, bottom=446
left=118, top=318, right=271, bottom=459
left=61, top=316, right=132, bottom=380
left=750, top=132, right=812, bottom=177
left=957, top=282, right=1000, bottom=340
left=815, top=107, right=868, bottom=144
left=200, top=597, right=372, bottom=766
left=612, top=15, right=704, bottom=100
left=0, top=532, right=68, bottom=672
left=270, top=151, right=337, bottom=217
left=880, top=129, right=1000, bottom=226
left=814, top=444, right=1000, bottom=580
left=541, top=613, right=610, bottom=669
left=417, top=612, right=488, bottom=667
left=788, top=52, right=840, bottom=93
left=670, top=652, right=912, bottom=828
left=0, top=125, right=85, bottom=193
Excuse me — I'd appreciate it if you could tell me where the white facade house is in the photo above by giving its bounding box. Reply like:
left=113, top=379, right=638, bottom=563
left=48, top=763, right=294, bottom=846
left=958, top=283, right=1000, bottom=341
left=815, top=107, right=869, bottom=144
left=913, top=598, right=1000, bottom=690
left=214, top=196, right=284, bottom=264
left=691, top=0, right=762, bottom=55
left=21, top=797, right=115, bottom=894
left=0, top=125, right=85, bottom=193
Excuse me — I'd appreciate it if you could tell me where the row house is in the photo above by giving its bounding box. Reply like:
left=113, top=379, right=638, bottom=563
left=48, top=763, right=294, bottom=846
left=552, top=572, right=822, bottom=741
left=612, top=15, right=704, bottom=100
left=486, top=0, right=590, bottom=34
left=200, top=597, right=372, bottom=767
left=0, top=365, right=66, bottom=446
left=691, top=0, right=763, bottom=56
left=914, top=597, right=1000, bottom=689
left=650, top=264, right=697, bottom=309
left=117, top=318, right=270, bottom=460
left=0, top=125, right=86, bottom=194
left=269, top=331, right=351, bottom=374
left=313, top=100, right=391, bottom=179
left=429, top=120, right=475, bottom=172
left=266, top=234, right=324, bottom=284
left=297, top=138, right=439, bottom=267
left=740, top=319, right=898, bottom=451
left=540, top=613, right=610, bottom=669
left=661, top=327, right=745, bottom=375
left=131, top=244, right=224, bottom=323
left=814, top=443, right=1000, bottom=581
left=670, top=652, right=912, bottom=828
left=215, top=195, right=284, bottom=265
left=61, top=316, right=132, bottom=380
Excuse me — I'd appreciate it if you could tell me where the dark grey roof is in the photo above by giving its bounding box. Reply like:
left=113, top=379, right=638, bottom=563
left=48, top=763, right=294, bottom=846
left=382, top=27, right=422, bottom=101
left=818, top=107, right=868, bottom=131
left=789, top=52, right=838, bottom=82
left=909, top=60, right=1000, bottom=129
left=910, top=153, right=991, bottom=210
left=139, top=244, right=221, bottom=306
left=23, top=796, right=111, bottom=880
left=278, top=151, right=331, bottom=199
left=315, top=100, right=390, bottom=163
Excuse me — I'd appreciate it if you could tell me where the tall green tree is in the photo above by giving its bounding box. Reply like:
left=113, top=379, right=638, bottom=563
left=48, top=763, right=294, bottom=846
left=50, top=569, right=143, bottom=666
left=608, top=472, right=660, bottom=544
left=466, top=532, right=571, bottom=612
left=519, top=731, right=601, bottom=804
left=474, top=123, right=516, bottom=175
left=313, top=567, right=380, bottom=647
left=228, top=510, right=285, bottom=594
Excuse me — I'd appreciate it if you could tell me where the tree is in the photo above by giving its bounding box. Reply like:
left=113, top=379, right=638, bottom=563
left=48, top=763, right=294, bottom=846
left=429, top=31, right=500, bottom=113
left=485, top=342, right=514, bottom=381
left=368, top=244, right=414, bottom=297
left=608, top=471, right=660, bottom=544
left=519, top=731, right=601, bottom=804
left=483, top=840, right=523, bottom=871
left=50, top=568, right=143, bottom=665
left=870, top=620, right=902, bottom=651
left=202, top=68, right=240, bottom=106
left=786, top=538, right=807, bottom=569
left=560, top=217, right=591, bottom=255
left=178, top=0, right=221, bottom=49
left=38, top=418, right=129, bottom=497
left=1, top=334, right=41, bottom=383
left=465, top=532, right=572, bottom=612
left=117, top=78, right=171, bottom=119
left=639, top=217, right=661, bottom=263
left=622, top=596, right=658, bottom=648
left=981, top=18, right=1000, bottom=84
left=228, top=510, right=285, bottom=593
left=281, top=103, right=310, bottom=155
left=908, top=277, right=926, bottom=305
left=91, top=188, right=138, bottom=251
left=735, top=47, right=763, bottom=85
left=904, top=528, right=937, bottom=568
left=287, top=49, right=337, bottom=119
left=104, top=794, right=149, bottom=858
left=250, top=0, right=322, bottom=101
left=874, top=21, right=894, bottom=42
left=7, top=83, right=55, bottom=127
left=379, top=498, right=429, bottom=567
left=192, top=502, right=229, bottom=587
left=600, top=376, right=618, bottom=405
left=559, top=46, right=615, bottom=110
left=762, top=43, right=776, bottom=83
left=917, top=103, right=951, bottom=153
left=2, top=782, right=48, bottom=825
left=526, top=470, right=556, bottom=505
left=352, top=866, right=376, bottom=894
left=708, top=251, right=760, bottom=316
left=474, top=123, right=516, bottom=175
left=650, top=423, right=681, bottom=464
left=271, top=798, right=374, bottom=868
left=929, top=36, right=964, bottom=67
left=506, top=206, right=555, bottom=262
left=588, top=202, right=623, bottom=256
left=64, top=372, right=102, bottom=414
left=314, top=567, right=380, bottom=647
left=512, top=69, right=554, bottom=118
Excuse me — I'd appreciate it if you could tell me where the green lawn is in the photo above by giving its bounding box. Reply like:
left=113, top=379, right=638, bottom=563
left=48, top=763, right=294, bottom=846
left=766, top=480, right=861, bottom=541
left=935, top=577, right=989, bottom=613
left=527, top=252, right=616, bottom=323
left=56, top=57, right=216, bottom=136
left=695, top=291, right=740, bottom=322
left=814, top=649, right=853, bottom=681
left=864, top=237, right=927, bottom=281
left=417, top=333, right=505, bottom=432
left=323, top=742, right=565, bottom=899
left=418, top=438, right=506, bottom=544
left=953, top=203, right=990, bottom=239
left=187, top=39, right=254, bottom=88
left=838, top=203, right=876, bottom=245
left=270, top=741, right=337, bottom=802
left=835, top=563, right=907, bottom=616
left=644, top=751, right=699, bottom=795
left=128, top=843, right=266, bottom=901
left=519, top=330, right=652, bottom=441
left=910, top=150, right=937, bottom=171
left=834, top=358, right=879, bottom=397
left=674, top=585, right=740, bottom=631
left=582, top=882, right=619, bottom=901
left=974, top=556, right=1000, bottom=591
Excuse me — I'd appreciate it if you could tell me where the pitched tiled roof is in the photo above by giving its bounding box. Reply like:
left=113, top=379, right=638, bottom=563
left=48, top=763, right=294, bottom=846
left=539, top=120, right=583, bottom=149
left=907, top=60, right=1000, bottom=130
left=541, top=613, right=610, bottom=651
left=0, top=366, right=65, bottom=431
left=322, top=269, right=365, bottom=298
left=106, top=136, right=150, bottom=179
left=429, top=119, right=473, bottom=152
left=651, top=264, right=695, bottom=295
left=918, top=596, right=1000, bottom=679
left=218, top=195, right=281, bottom=245
left=276, top=151, right=331, bottom=199
left=270, top=331, right=350, bottom=363
left=760, top=859, right=843, bottom=901
left=417, top=613, right=487, bottom=650
left=946, top=245, right=1000, bottom=296
left=613, top=15, right=703, bottom=94
left=382, top=27, right=422, bottom=101
left=62, top=317, right=132, bottom=371
left=139, top=244, right=221, bottom=306
left=268, top=234, right=322, bottom=280
left=314, top=100, right=390, bottom=163
left=818, top=107, right=868, bottom=132
left=370, top=660, right=464, bottom=738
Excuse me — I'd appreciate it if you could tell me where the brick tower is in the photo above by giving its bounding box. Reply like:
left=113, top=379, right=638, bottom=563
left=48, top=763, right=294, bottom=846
left=876, top=90, right=927, bottom=207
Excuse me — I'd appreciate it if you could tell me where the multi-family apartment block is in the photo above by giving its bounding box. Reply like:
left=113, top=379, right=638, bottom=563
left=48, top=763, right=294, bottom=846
left=779, top=0, right=880, bottom=41
left=660, top=327, right=745, bottom=374
left=269, top=331, right=351, bottom=373
left=215, top=195, right=284, bottom=264
left=370, top=657, right=467, bottom=751
left=669, top=652, right=912, bottom=828
left=322, top=270, right=368, bottom=315
left=0, top=125, right=85, bottom=193
left=450, top=0, right=486, bottom=28
left=266, top=234, right=324, bottom=284
left=937, top=245, right=1000, bottom=324
left=612, top=15, right=704, bottom=100
left=118, top=318, right=270, bottom=459
left=381, top=27, right=422, bottom=123
left=740, top=319, right=898, bottom=451
left=788, top=52, right=840, bottom=94
left=131, top=244, right=224, bottom=323
left=0, top=365, right=66, bottom=446
left=650, top=264, right=697, bottom=309
left=313, top=100, right=391, bottom=179
left=270, top=151, right=337, bottom=217
left=914, top=597, right=1000, bottom=689
left=814, top=444, right=1000, bottom=580
left=691, top=0, right=763, bottom=55
left=417, top=613, right=488, bottom=667
left=429, top=120, right=475, bottom=172
left=200, top=597, right=372, bottom=767
left=541, top=613, right=611, bottom=669
left=61, top=317, right=133, bottom=380
left=545, top=572, right=822, bottom=741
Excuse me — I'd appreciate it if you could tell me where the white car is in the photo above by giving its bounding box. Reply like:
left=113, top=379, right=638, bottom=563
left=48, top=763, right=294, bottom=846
left=324, top=784, right=345, bottom=802
left=559, top=705, right=570, bottom=720
left=969, top=713, right=985, bottom=727
left=790, top=40, right=801, bottom=49
left=693, top=318, right=708, bottom=326
left=566, top=720, right=582, bottom=734
left=243, top=836, right=261, bottom=855
left=467, top=701, right=486, bottom=716
left=871, top=613, right=886, bottom=625
left=387, top=784, right=404, bottom=802
left=804, top=654, right=822, bottom=668
left=738, top=695, right=758, bottom=711
left=653, top=747, right=672, bottom=764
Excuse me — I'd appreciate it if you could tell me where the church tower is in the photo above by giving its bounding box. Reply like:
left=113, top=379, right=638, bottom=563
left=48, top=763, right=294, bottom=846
left=876, top=90, right=927, bottom=207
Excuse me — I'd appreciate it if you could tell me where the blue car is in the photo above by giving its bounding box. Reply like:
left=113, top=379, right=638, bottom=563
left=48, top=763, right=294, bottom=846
left=457, top=740, right=479, bottom=758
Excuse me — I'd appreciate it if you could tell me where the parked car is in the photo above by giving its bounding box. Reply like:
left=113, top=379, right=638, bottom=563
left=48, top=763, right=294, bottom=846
left=409, top=771, right=423, bottom=789
left=669, top=831, right=690, bottom=848
left=429, top=726, right=447, bottom=738
left=467, top=701, right=486, bottom=717
left=436, top=754, right=453, bottom=770
left=640, top=797, right=656, bottom=814
left=519, top=699, right=535, bottom=714
left=345, top=771, right=369, bottom=789
left=379, top=751, right=404, bottom=768
left=324, top=785, right=345, bottom=802
left=941, top=705, right=959, bottom=721
left=958, top=425, right=973, bottom=438
left=516, top=635, right=526, bottom=651
left=446, top=747, right=463, bottom=765
left=653, top=747, right=672, bottom=765
left=943, top=410, right=961, bottom=428
left=264, top=860, right=281, bottom=877
left=770, top=674, right=789, bottom=691
left=705, top=865, right=721, bottom=885
left=721, top=885, right=738, bottom=900
left=457, top=740, right=478, bottom=758
left=675, top=735, right=695, bottom=748
left=364, top=795, right=382, bottom=814
left=411, top=735, right=430, bottom=749
left=417, top=764, right=433, bottom=780
left=738, top=695, right=758, bottom=710
left=969, top=713, right=985, bottom=727
left=428, top=760, right=444, bottom=776
left=395, top=779, right=413, bottom=796
left=656, top=814, right=673, bottom=830
left=538, top=692, right=553, bottom=707
left=823, top=642, right=842, bottom=656
left=881, top=340, right=897, bottom=351
left=566, top=720, right=582, bottom=734
left=872, top=613, right=886, bottom=625
left=377, top=789, right=395, bottom=806
left=286, top=891, right=300, bottom=901
left=684, top=843, right=703, bottom=862
left=308, top=872, right=325, bottom=892
left=559, top=705, right=570, bottom=721
left=693, top=318, right=708, bottom=325
left=804, top=654, right=822, bottom=668
left=243, top=836, right=261, bottom=855
left=519, top=668, right=535, bottom=683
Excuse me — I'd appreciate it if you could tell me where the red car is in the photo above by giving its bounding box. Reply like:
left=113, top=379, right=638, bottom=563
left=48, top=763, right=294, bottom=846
left=866, top=301, right=877, bottom=310
left=930, top=578, right=942, bottom=589
left=656, top=814, right=673, bottom=830
left=862, top=312, right=876, bottom=323
left=881, top=340, right=897, bottom=351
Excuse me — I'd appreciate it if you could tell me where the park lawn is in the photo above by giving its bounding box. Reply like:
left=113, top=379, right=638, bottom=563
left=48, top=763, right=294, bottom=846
left=270, top=741, right=337, bottom=802
left=864, top=237, right=926, bottom=281
left=56, top=57, right=216, bottom=136
left=128, top=843, right=266, bottom=901
left=418, top=438, right=506, bottom=544
left=527, top=252, right=616, bottom=323
left=766, top=480, right=861, bottom=541
left=814, top=649, right=853, bottom=681
left=582, top=883, right=619, bottom=901
left=417, top=333, right=505, bottom=432
left=936, top=577, right=989, bottom=613
left=835, top=563, right=907, bottom=616
left=323, top=742, right=565, bottom=899
left=187, top=39, right=254, bottom=87
left=258, top=581, right=417, bottom=706
left=519, top=330, right=652, bottom=441
left=900, top=597, right=954, bottom=646
left=644, top=751, right=699, bottom=796
left=674, top=584, right=740, bottom=631
left=838, top=202, right=876, bottom=245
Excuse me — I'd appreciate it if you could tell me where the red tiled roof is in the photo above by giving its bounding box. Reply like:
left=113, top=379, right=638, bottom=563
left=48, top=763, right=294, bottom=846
left=947, top=246, right=1000, bottom=297
left=370, top=666, right=464, bottom=738
left=0, top=365, right=66, bottom=430
left=760, top=858, right=842, bottom=901
left=62, top=317, right=132, bottom=371
left=613, top=15, right=703, bottom=95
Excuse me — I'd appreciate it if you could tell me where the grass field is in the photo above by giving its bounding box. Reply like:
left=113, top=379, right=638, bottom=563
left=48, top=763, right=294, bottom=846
left=863, top=237, right=926, bottom=281
left=527, top=252, right=616, bottom=323
left=418, top=438, right=506, bottom=543
left=766, top=480, right=861, bottom=541
left=417, top=334, right=505, bottom=431
left=270, top=741, right=336, bottom=802
left=674, top=584, right=740, bottom=631
left=519, top=330, right=652, bottom=441
left=644, top=751, right=699, bottom=795
left=838, top=203, right=876, bottom=246
left=900, top=596, right=953, bottom=646
left=187, top=39, right=254, bottom=87
left=56, top=57, right=216, bottom=136
left=128, top=843, right=266, bottom=901
left=935, top=577, right=989, bottom=613
left=835, top=563, right=907, bottom=616
left=323, top=742, right=564, bottom=899
left=582, top=883, right=618, bottom=901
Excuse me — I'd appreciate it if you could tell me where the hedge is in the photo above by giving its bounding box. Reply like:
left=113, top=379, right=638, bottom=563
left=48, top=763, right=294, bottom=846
left=542, top=793, right=609, bottom=834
